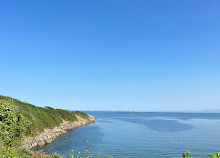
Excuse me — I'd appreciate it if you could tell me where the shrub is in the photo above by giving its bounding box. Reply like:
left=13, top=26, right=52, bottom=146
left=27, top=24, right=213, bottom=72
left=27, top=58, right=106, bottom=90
left=182, top=151, right=193, bottom=158
left=0, top=95, right=87, bottom=136
left=0, top=95, right=89, bottom=158
left=208, top=152, right=220, bottom=158
left=0, top=99, right=29, bottom=146
left=182, top=151, right=220, bottom=158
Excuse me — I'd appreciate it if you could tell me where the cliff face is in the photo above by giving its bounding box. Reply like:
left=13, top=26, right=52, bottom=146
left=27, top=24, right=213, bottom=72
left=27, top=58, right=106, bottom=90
left=23, top=115, right=96, bottom=149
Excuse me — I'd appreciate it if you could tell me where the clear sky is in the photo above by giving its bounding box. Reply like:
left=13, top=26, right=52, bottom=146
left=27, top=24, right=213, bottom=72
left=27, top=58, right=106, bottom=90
left=0, top=0, right=220, bottom=111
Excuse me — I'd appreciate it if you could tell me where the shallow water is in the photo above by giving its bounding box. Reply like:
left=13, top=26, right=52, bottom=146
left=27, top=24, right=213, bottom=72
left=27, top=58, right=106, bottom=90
left=40, top=112, right=220, bottom=158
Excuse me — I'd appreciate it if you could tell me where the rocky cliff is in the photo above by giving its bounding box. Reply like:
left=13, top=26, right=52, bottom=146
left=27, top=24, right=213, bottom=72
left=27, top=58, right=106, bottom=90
left=23, top=115, right=96, bottom=149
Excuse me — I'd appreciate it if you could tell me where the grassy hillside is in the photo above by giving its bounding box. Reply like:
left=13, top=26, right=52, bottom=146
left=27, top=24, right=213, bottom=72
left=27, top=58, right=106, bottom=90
left=0, top=95, right=88, bottom=136
left=0, top=95, right=89, bottom=158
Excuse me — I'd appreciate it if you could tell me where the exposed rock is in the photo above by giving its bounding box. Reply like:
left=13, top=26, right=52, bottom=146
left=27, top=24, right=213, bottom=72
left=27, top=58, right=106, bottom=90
left=64, top=137, right=69, bottom=140
left=23, top=115, right=96, bottom=149
left=46, top=144, right=51, bottom=148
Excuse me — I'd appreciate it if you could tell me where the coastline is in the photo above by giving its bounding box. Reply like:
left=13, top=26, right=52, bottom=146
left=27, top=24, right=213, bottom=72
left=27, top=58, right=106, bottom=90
left=23, top=115, right=96, bottom=149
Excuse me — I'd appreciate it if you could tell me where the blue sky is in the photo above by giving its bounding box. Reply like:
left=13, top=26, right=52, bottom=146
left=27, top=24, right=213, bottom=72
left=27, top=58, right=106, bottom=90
left=0, top=0, right=220, bottom=111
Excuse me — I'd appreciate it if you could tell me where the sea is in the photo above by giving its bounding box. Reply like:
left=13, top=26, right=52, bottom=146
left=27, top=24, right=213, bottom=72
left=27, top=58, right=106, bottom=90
left=39, top=111, right=220, bottom=158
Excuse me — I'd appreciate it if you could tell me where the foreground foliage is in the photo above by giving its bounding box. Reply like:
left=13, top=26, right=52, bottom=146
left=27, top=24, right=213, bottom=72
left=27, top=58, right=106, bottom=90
left=182, top=151, right=220, bottom=158
left=208, top=152, right=220, bottom=158
left=0, top=96, right=88, bottom=158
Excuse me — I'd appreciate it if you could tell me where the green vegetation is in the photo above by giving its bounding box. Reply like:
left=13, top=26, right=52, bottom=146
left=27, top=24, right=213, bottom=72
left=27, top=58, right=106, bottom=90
left=0, top=95, right=88, bottom=136
left=182, top=151, right=193, bottom=158
left=0, top=95, right=89, bottom=158
left=0, top=95, right=219, bottom=158
left=208, top=153, right=220, bottom=158
left=182, top=151, right=220, bottom=158
left=74, top=111, right=89, bottom=119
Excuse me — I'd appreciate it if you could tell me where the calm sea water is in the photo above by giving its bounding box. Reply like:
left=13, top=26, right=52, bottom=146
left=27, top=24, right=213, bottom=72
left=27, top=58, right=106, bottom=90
left=40, top=112, right=220, bottom=158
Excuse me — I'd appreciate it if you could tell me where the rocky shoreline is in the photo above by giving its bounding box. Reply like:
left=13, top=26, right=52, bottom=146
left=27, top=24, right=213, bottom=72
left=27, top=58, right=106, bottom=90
left=23, top=115, right=96, bottom=149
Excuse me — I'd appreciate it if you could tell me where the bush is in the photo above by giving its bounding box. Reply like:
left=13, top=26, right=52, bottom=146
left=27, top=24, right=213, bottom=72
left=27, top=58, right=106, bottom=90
left=0, top=95, right=89, bottom=158
left=0, top=99, right=29, bottom=146
left=182, top=151, right=220, bottom=158
left=0, top=99, right=30, bottom=157
left=0, top=95, right=87, bottom=136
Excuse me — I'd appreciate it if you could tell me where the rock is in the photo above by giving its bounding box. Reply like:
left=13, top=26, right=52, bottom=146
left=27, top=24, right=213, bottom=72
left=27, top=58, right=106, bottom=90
left=64, top=137, right=69, bottom=140
left=46, top=139, right=52, bottom=144
left=37, top=140, right=46, bottom=146
left=46, top=144, right=51, bottom=148
left=23, top=115, right=96, bottom=149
